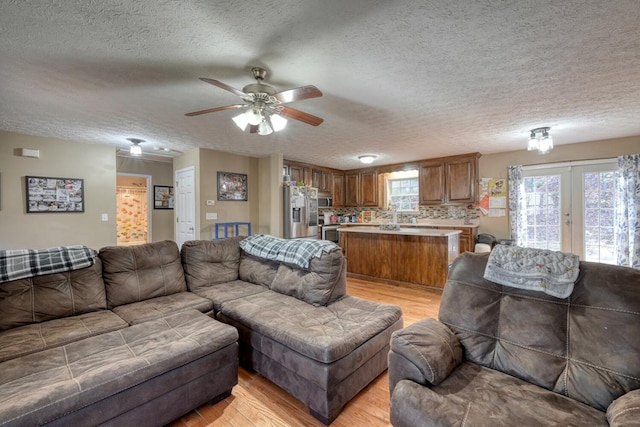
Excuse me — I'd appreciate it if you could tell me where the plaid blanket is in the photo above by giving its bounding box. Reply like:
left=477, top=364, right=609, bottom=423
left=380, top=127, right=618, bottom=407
left=0, top=245, right=96, bottom=283
left=239, top=234, right=338, bottom=269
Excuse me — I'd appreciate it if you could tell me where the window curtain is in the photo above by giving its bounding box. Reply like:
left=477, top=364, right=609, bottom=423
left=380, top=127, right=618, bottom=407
left=615, top=154, right=640, bottom=268
left=507, top=165, right=525, bottom=245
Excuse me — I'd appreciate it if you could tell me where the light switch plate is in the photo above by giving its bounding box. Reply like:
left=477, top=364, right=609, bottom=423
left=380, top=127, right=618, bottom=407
left=206, top=200, right=215, bottom=206
left=206, top=212, right=218, bottom=220
left=101, top=213, right=108, bottom=221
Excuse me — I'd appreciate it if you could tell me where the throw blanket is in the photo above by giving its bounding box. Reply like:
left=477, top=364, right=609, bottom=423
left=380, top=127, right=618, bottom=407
left=239, top=234, right=338, bottom=269
left=0, top=245, right=96, bottom=283
left=483, top=245, right=580, bottom=299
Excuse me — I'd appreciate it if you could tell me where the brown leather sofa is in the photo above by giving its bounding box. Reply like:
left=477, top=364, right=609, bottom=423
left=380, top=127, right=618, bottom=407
left=1, top=237, right=402, bottom=426
left=388, top=252, right=640, bottom=426
left=0, top=241, right=238, bottom=426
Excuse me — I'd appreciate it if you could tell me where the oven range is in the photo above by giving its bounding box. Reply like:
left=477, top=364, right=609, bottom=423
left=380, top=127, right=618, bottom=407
left=321, top=224, right=340, bottom=243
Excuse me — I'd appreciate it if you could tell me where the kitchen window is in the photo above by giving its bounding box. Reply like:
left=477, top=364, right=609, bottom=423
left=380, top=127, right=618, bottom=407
left=385, top=170, right=419, bottom=211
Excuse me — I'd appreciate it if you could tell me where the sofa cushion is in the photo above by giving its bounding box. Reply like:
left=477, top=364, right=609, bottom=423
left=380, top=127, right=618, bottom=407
left=440, top=252, right=640, bottom=412
left=112, top=292, right=214, bottom=325
left=0, top=259, right=106, bottom=331
left=181, top=237, right=244, bottom=291
left=270, top=247, right=347, bottom=306
left=191, top=279, right=268, bottom=312
left=0, top=310, right=238, bottom=427
left=0, top=310, right=128, bottom=363
left=238, top=252, right=279, bottom=287
left=99, top=240, right=187, bottom=308
left=390, top=363, right=607, bottom=427
left=219, top=291, right=402, bottom=363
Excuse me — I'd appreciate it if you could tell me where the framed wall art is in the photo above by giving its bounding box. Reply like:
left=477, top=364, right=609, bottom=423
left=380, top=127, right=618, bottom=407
left=25, top=176, right=84, bottom=213
left=153, top=185, right=174, bottom=209
left=217, top=171, right=247, bottom=201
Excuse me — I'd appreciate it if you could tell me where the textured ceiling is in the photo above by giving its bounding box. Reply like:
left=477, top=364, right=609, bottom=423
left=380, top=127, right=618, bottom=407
left=1, top=0, right=639, bottom=169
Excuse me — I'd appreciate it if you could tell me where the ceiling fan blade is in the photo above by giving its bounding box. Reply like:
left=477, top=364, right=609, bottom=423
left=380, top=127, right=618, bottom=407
left=278, top=106, right=324, bottom=126
left=199, top=78, right=246, bottom=98
left=273, top=85, right=322, bottom=104
left=185, top=104, right=246, bottom=117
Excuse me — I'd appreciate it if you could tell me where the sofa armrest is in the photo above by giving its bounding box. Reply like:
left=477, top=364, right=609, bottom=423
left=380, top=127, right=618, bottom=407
left=388, top=317, right=462, bottom=394
left=607, top=389, right=640, bottom=426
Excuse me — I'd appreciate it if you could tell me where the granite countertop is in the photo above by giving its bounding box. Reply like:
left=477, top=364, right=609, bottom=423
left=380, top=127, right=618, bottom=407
left=337, top=226, right=462, bottom=237
left=337, top=218, right=480, bottom=228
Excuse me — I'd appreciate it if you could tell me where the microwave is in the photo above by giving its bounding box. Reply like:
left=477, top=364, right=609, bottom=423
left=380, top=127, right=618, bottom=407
left=317, top=195, right=333, bottom=207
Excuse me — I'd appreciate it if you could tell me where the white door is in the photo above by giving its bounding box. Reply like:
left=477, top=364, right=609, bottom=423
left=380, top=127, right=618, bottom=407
left=521, top=160, right=617, bottom=263
left=175, top=166, right=196, bottom=247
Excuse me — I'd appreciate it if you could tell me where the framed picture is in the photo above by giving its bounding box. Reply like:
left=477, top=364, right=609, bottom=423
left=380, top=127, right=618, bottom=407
left=217, top=171, right=247, bottom=201
left=25, top=176, right=84, bottom=213
left=154, top=185, right=174, bottom=209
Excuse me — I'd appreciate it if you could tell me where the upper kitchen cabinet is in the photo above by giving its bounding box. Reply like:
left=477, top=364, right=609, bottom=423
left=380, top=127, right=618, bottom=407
left=345, top=171, right=360, bottom=206
left=312, top=168, right=332, bottom=192
left=332, top=172, right=345, bottom=207
left=419, top=153, right=480, bottom=205
left=345, top=169, right=379, bottom=207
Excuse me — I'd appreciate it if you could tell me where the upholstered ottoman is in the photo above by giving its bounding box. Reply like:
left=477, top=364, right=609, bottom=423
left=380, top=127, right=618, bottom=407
left=0, top=310, right=238, bottom=427
left=218, top=291, right=403, bottom=424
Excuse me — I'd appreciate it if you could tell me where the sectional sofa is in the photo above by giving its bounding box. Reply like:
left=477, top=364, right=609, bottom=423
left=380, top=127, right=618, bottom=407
left=0, top=236, right=402, bottom=426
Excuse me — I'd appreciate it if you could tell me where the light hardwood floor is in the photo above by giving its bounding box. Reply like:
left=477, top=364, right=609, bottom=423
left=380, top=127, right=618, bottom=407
left=169, top=278, right=442, bottom=427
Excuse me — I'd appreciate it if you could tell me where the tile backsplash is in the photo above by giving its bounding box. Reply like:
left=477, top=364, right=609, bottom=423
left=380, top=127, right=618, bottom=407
left=320, top=205, right=480, bottom=223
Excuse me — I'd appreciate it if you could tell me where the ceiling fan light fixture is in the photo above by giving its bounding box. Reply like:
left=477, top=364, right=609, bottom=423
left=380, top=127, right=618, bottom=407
left=270, top=113, right=287, bottom=132
left=358, top=155, right=377, bottom=164
left=232, top=112, right=249, bottom=131
left=257, top=119, right=273, bottom=136
left=246, top=105, right=263, bottom=126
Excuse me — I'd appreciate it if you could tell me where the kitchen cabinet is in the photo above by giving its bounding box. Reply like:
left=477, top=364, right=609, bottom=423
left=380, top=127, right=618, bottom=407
left=312, top=168, right=332, bottom=192
left=332, top=172, right=345, bottom=207
left=436, top=226, right=477, bottom=254
left=286, top=164, right=309, bottom=184
left=419, top=153, right=480, bottom=205
left=345, top=170, right=378, bottom=207
left=345, top=172, right=360, bottom=206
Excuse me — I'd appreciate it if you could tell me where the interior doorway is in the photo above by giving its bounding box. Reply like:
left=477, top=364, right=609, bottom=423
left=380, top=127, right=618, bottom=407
left=116, top=174, right=152, bottom=246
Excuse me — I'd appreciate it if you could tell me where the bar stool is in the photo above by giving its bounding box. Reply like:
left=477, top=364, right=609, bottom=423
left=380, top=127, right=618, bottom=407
left=214, top=222, right=252, bottom=240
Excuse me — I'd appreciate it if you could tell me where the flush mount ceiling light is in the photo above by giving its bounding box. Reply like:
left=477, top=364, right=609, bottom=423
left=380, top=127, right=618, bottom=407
left=127, top=138, right=144, bottom=156
left=358, top=155, right=377, bottom=164
left=527, top=127, right=554, bottom=154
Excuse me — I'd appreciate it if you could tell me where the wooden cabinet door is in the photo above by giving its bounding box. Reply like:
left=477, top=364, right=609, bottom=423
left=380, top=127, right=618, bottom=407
left=322, top=171, right=332, bottom=193
left=419, top=161, right=445, bottom=205
left=332, top=172, right=345, bottom=207
left=446, top=157, right=476, bottom=204
left=288, top=165, right=304, bottom=184
left=312, top=169, right=322, bottom=189
left=360, top=170, right=378, bottom=206
left=345, top=172, right=360, bottom=206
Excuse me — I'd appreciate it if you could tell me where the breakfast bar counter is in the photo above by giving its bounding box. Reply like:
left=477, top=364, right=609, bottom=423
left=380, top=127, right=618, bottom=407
left=338, top=226, right=460, bottom=289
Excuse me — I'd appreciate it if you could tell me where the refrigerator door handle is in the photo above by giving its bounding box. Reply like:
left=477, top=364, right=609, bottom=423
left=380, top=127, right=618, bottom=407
left=305, top=193, right=309, bottom=227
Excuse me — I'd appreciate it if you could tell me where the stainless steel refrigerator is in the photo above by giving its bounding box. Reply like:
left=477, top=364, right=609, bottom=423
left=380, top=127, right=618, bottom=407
left=284, top=185, right=318, bottom=239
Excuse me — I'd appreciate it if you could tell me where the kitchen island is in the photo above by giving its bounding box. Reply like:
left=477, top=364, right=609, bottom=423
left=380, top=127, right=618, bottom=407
left=338, top=226, right=461, bottom=289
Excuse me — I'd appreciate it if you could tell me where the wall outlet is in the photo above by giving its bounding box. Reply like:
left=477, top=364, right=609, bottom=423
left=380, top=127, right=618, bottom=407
left=206, top=212, right=218, bottom=220
left=206, top=200, right=215, bottom=206
left=101, top=213, right=108, bottom=221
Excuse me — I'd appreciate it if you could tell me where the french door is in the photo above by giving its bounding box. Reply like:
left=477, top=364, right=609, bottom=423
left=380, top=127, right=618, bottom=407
left=521, top=160, right=617, bottom=263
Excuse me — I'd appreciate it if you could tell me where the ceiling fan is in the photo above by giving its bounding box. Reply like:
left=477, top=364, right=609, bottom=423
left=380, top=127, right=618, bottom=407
left=185, top=67, right=323, bottom=135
